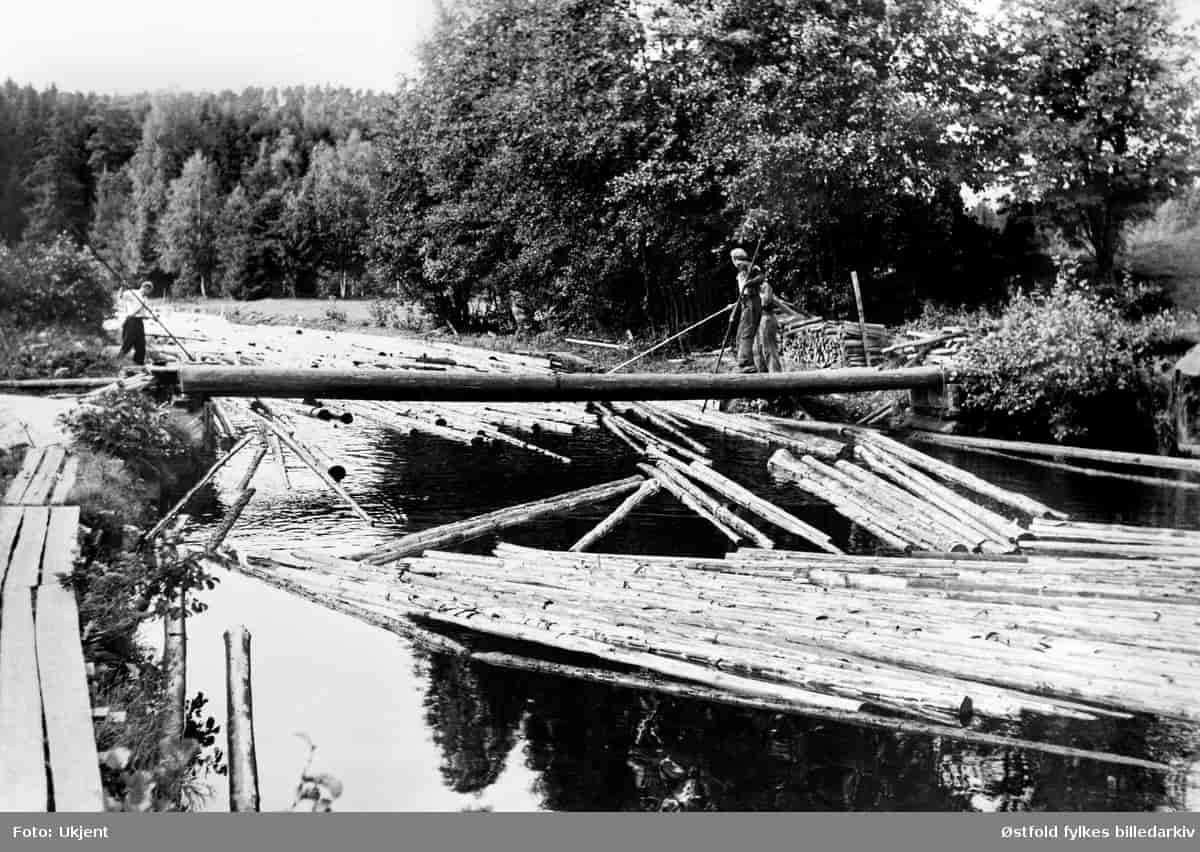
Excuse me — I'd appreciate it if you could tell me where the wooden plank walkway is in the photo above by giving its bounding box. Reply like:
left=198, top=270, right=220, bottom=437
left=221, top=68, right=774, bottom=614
left=0, top=445, right=103, bottom=812
left=3, top=445, right=79, bottom=506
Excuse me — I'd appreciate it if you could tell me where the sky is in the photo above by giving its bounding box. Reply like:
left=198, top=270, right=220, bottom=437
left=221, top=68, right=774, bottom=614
left=4, top=0, right=1200, bottom=96
left=2, top=0, right=440, bottom=94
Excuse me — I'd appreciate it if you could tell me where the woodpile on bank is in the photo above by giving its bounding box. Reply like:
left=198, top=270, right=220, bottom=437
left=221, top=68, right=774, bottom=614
left=782, top=320, right=891, bottom=368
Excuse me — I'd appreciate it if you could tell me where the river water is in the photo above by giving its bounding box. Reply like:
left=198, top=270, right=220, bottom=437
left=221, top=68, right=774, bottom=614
left=169, top=411, right=1200, bottom=812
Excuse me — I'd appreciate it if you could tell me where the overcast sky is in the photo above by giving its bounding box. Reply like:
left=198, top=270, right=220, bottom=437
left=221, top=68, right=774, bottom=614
left=2, top=0, right=439, bottom=94
left=3, top=0, right=1199, bottom=96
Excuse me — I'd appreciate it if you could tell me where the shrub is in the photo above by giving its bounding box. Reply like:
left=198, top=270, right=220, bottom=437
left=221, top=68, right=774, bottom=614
left=369, top=297, right=429, bottom=331
left=61, top=389, right=190, bottom=475
left=0, top=236, right=113, bottom=331
left=956, top=279, right=1179, bottom=448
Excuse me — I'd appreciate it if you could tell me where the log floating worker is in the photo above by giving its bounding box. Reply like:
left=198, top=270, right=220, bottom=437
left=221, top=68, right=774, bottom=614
left=730, top=247, right=765, bottom=373
left=117, top=280, right=154, bottom=368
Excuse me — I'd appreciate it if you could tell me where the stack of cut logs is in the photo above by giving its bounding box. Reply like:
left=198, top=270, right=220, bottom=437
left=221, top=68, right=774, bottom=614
left=881, top=326, right=973, bottom=368
left=782, top=320, right=891, bottom=368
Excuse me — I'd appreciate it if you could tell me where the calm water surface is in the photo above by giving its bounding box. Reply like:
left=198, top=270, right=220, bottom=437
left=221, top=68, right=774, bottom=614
left=173, top=411, right=1200, bottom=811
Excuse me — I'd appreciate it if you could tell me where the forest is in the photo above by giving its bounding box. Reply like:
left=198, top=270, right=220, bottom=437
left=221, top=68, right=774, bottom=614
left=1, top=0, right=1198, bottom=333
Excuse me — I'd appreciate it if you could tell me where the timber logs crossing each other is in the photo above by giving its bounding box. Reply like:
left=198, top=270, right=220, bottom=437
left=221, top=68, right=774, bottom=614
left=157, top=365, right=947, bottom=402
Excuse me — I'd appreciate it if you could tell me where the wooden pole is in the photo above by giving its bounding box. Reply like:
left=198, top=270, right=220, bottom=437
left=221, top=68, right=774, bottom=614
left=606, top=303, right=734, bottom=373
left=140, top=434, right=255, bottom=546
left=850, top=271, right=871, bottom=367
left=224, top=626, right=261, bottom=813
left=167, top=365, right=946, bottom=402
left=569, top=479, right=661, bottom=552
left=356, top=475, right=645, bottom=563
left=905, top=429, right=1200, bottom=475
left=162, top=591, right=187, bottom=744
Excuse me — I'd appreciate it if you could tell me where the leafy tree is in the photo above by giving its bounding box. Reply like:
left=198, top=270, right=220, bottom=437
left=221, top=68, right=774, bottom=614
left=995, top=0, right=1200, bottom=283
left=89, top=165, right=134, bottom=274
left=214, top=184, right=254, bottom=297
left=158, top=151, right=222, bottom=296
left=294, top=132, right=379, bottom=297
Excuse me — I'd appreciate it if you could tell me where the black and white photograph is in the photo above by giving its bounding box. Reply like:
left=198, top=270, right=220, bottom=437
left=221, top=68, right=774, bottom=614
left=2, top=0, right=1200, bottom=828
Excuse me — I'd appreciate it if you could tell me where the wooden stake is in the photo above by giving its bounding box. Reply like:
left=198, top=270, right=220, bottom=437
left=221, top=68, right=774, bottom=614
left=224, top=626, right=260, bottom=813
left=850, top=271, right=871, bottom=367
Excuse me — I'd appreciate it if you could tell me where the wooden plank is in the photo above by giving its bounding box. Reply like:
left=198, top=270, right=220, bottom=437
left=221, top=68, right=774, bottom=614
left=48, top=456, right=80, bottom=506
left=0, top=586, right=49, bottom=810
left=3, top=447, right=46, bottom=505
left=0, top=508, right=23, bottom=589
left=40, top=507, right=80, bottom=586
left=36, top=583, right=104, bottom=812
left=3, top=507, right=50, bottom=592
left=21, top=446, right=67, bottom=506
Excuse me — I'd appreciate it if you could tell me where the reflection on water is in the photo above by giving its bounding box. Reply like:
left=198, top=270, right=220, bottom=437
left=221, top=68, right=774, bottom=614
left=179, top=410, right=1200, bottom=811
left=419, top=652, right=1193, bottom=812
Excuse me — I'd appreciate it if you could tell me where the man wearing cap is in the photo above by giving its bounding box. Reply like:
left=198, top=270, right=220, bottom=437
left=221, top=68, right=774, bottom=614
left=117, top=281, right=154, bottom=366
left=730, top=248, right=764, bottom=372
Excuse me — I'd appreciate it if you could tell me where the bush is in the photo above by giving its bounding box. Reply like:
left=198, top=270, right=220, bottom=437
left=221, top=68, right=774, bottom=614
left=956, top=278, right=1179, bottom=449
left=61, top=389, right=191, bottom=475
left=369, top=297, right=429, bottom=331
left=0, top=236, right=113, bottom=331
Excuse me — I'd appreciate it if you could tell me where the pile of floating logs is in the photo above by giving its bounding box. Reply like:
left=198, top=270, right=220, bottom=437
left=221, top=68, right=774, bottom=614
left=231, top=541, right=1200, bottom=727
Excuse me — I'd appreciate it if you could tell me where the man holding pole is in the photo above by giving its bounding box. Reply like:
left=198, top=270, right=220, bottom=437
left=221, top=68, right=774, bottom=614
left=117, top=281, right=154, bottom=367
left=730, top=247, right=764, bottom=373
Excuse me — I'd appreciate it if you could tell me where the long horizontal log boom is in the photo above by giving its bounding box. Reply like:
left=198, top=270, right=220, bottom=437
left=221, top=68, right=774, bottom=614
left=161, top=365, right=946, bottom=402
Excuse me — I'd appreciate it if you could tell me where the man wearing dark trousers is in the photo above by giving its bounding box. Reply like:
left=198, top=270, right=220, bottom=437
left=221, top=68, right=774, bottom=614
left=730, top=248, right=764, bottom=373
left=118, top=281, right=153, bottom=367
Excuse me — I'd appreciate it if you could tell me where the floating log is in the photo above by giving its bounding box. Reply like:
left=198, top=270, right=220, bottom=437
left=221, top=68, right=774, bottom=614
left=852, top=445, right=1019, bottom=552
left=250, top=412, right=375, bottom=525
left=620, top=402, right=710, bottom=455
left=605, top=407, right=711, bottom=465
left=656, top=403, right=848, bottom=461
left=141, top=434, right=255, bottom=545
left=638, top=462, right=761, bottom=546
left=855, top=430, right=1067, bottom=520
left=942, top=444, right=1200, bottom=491
left=356, top=475, right=646, bottom=564
left=265, top=429, right=291, bottom=489
left=569, top=479, right=662, bottom=552
left=676, top=459, right=842, bottom=553
left=205, top=488, right=256, bottom=554
left=906, top=430, right=1200, bottom=475
left=166, top=364, right=947, bottom=402
left=235, top=441, right=270, bottom=492
left=429, top=408, right=572, bottom=464
left=768, top=450, right=918, bottom=551
left=224, top=626, right=261, bottom=813
left=597, top=411, right=643, bottom=454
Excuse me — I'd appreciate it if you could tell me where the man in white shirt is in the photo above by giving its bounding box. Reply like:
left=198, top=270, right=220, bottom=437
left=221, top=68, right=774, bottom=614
left=117, top=281, right=153, bottom=366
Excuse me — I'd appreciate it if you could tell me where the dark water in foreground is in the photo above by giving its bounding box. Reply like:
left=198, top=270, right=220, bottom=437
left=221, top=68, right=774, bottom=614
left=175, top=413, right=1200, bottom=812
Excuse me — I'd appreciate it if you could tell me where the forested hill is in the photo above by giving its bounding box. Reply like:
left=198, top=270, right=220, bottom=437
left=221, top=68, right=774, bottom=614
left=0, top=82, right=388, bottom=299
left=1, top=0, right=1197, bottom=335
